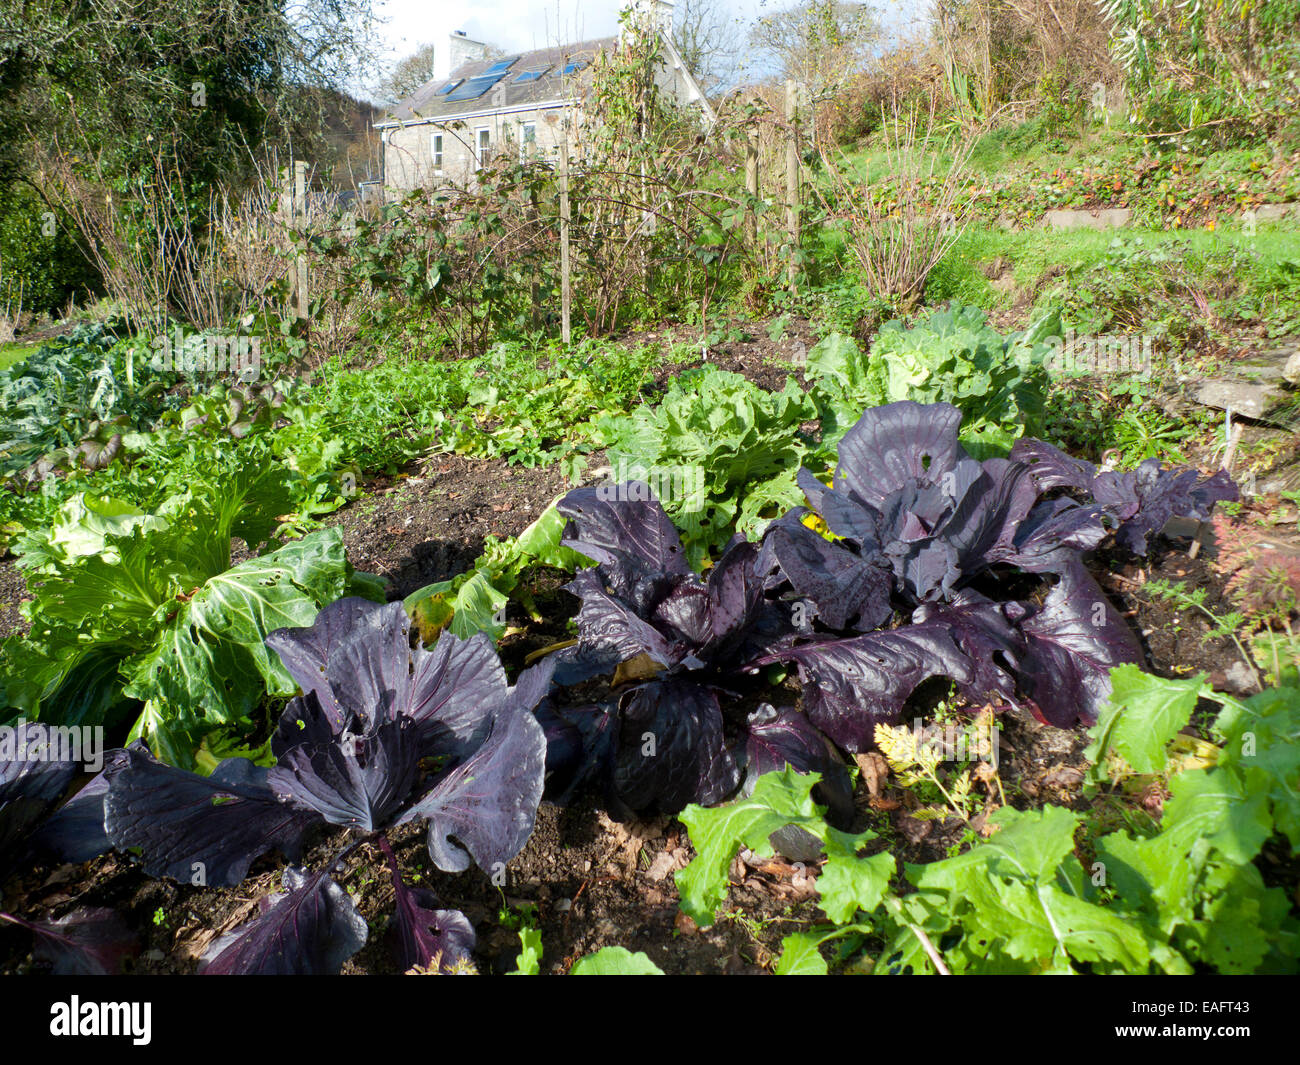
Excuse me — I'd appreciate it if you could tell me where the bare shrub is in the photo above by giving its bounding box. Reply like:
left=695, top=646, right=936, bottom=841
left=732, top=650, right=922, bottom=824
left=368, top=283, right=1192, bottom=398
left=37, top=141, right=196, bottom=335
left=37, top=139, right=328, bottom=348
left=815, top=101, right=975, bottom=308
left=930, top=0, right=1114, bottom=124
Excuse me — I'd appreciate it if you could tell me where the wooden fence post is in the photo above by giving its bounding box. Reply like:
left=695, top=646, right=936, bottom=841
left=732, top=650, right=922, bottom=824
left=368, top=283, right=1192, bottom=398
left=784, top=81, right=801, bottom=294
left=745, top=123, right=759, bottom=251
left=559, top=143, right=572, bottom=346
left=295, top=160, right=308, bottom=322
left=281, top=160, right=309, bottom=324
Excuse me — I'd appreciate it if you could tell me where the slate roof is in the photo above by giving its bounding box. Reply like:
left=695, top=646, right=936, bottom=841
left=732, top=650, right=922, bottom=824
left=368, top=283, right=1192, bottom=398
left=380, top=37, right=618, bottom=124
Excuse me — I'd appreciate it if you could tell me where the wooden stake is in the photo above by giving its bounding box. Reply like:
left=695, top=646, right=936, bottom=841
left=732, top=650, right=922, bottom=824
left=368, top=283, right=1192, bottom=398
left=784, top=80, right=801, bottom=294
left=559, top=143, right=572, bottom=346
left=1190, top=414, right=1244, bottom=559
left=745, top=123, right=759, bottom=251
left=293, top=160, right=308, bottom=322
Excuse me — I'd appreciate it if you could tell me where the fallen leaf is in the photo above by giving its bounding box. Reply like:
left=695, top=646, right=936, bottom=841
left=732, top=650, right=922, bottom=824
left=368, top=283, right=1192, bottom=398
left=1041, top=765, right=1085, bottom=789
left=895, top=813, right=932, bottom=844
left=855, top=751, right=889, bottom=797
left=645, top=849, right=687, bottom=882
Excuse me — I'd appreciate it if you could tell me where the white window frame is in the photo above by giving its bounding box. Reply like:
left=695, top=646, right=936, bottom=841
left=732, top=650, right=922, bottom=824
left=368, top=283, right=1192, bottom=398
left=475, top=126, right=491, bottom=170
left=519, top=121, right=537, bottom=161
left=430, top=132, right=444, bottom=172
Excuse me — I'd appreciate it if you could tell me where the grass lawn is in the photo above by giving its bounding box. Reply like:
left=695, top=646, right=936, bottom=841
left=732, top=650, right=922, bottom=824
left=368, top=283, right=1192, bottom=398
left=926, top=223, right=1300, bottom=319
left=0, top=342, right=36, bottom=370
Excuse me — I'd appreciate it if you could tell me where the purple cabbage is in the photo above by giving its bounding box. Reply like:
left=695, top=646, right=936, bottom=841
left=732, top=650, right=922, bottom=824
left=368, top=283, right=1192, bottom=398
left=548, top=486, right=851, bottom=820
left=755, top=402, right=1236, bottom=740
left=1009, top=438, right=1238, bottom=555
left=0, top=722, right=135, bottom=972
left=0, top=722, right=81, bottom=871
left=197, top=865, right=369, bottom=976
left=93, top=598, right=544, bottom=974
left=3, top=601, right=544, bottom=975
left=0, top=907, right=138, bottom=975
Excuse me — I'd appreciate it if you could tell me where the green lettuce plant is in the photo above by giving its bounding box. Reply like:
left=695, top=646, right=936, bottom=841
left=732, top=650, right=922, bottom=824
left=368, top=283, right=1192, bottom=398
left=0, top=477, right=382, bottom=767
left=596, top=366, right=820, bottom=567
left=805, top=302, right=1057, bottom=458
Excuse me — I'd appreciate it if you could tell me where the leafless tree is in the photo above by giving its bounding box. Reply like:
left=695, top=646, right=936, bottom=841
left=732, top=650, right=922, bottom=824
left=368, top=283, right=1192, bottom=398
left=672, top=0, right=745, bottom=91
left=380, top=43, right=441, bottom=105
left=378, top=37, right=510, bottom=106
left=748, top=0, right=880, bottom=97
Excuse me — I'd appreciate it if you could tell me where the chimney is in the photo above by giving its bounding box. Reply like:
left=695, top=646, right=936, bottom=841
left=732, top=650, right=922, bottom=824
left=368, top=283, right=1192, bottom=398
left=449, top=30, right=490, bottom=73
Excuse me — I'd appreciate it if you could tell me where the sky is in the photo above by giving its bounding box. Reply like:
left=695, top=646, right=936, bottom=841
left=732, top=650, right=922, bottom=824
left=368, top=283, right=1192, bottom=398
left=369, top=0, right=926, bottom=93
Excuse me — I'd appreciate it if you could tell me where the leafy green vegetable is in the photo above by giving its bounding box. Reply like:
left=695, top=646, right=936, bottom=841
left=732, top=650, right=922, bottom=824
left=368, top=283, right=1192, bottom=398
left=1084, top=664, right=1205, bottom=777
left=1215, top=680, right=1300, bottom=850
left=906, top=806, right=1150, bottom=973
left=1091, top=671, right=1300, bottom=972
left=675, top=768, right=882, bottom=928
left=678, top=664, right=1300, bottom=975
left=315, top=336, right=660, bottom=473
left=0, top=325, right=176, bottom=479
left=404, top=499, right=591, bottom=641
left=507, top=926, right=543, bottom=976
left=805, top=303, right=1055, bottom=458
left=122, top=532, right=359, bottom=762
left=570, top=947, right=664, bottom=974
left=597, top=366, right=819, bottom=567
left=1, top=479, right=379, bottom=766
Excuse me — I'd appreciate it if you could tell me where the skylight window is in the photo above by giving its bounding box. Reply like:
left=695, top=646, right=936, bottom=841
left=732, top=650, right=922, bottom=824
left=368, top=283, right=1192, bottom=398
left=514, top=67, right=549, bottom=83
left=562, top=59, right=590, bottom=75
left=483, top=56, right=520, bottom=76
left=435, top=80, right=462, bottom=95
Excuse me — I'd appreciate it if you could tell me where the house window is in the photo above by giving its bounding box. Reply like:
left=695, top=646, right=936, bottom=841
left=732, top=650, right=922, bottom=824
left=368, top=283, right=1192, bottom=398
left=519, top=121, right=536, bottom=160
left=430, top=133, right=443, bottom=170
left=476, top=127, right=491, bottom=169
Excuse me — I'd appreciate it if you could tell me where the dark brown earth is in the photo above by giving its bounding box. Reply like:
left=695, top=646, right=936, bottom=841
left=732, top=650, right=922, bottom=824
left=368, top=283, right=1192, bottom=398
left=0, top=321, right=1278, bottom=975
left=618, top=316, right=822, bottom=397
left=333, top=453, right=575, bottom=601
left=0, top=557, right=28, bottom=638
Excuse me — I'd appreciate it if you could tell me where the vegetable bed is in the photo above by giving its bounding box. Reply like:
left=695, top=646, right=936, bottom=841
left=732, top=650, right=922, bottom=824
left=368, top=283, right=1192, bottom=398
left=1, top=322, right=1294, bottom=977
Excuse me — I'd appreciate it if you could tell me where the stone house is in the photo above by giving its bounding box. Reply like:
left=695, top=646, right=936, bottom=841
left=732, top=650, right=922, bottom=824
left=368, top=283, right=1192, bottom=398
left=375, top=1, right=715, bottom=192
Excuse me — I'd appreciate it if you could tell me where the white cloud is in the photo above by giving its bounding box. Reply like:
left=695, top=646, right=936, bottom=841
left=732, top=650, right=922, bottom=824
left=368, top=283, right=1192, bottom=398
left=369, top=0, right=928, bottom=92
left=375, top=0, right=628, bottom=80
